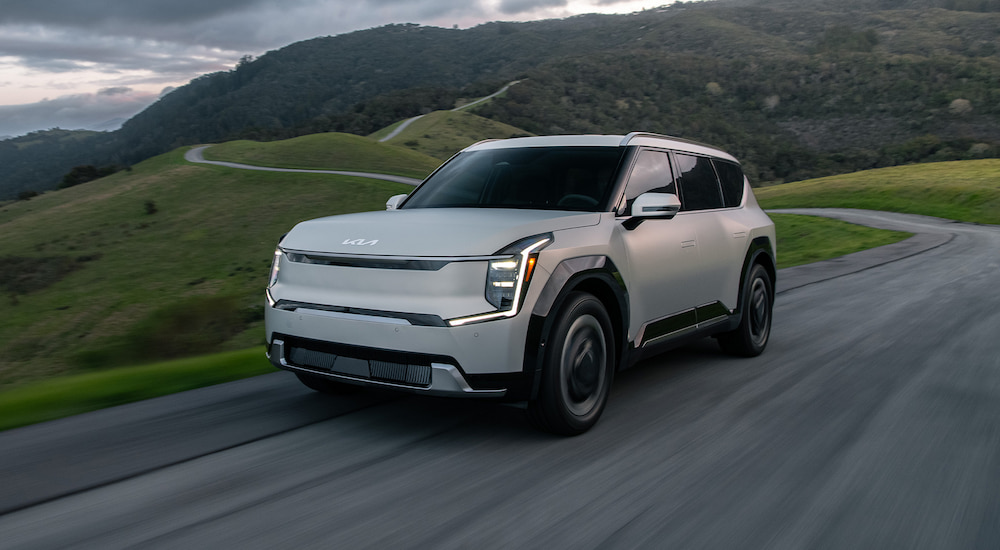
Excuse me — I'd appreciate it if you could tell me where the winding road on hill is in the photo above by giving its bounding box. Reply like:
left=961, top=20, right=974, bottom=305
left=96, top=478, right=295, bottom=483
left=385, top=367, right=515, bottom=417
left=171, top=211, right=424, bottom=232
left=184, top=146, right=423, bottom=186
left=1, top=209, right=998, bottom=548
left=377, top=80, right=521, bottom=143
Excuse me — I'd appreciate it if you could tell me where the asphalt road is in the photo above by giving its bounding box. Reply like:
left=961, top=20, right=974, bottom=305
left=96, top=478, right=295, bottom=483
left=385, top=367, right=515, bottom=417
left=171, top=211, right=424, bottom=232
left=1, top=209, right=998, bottom=549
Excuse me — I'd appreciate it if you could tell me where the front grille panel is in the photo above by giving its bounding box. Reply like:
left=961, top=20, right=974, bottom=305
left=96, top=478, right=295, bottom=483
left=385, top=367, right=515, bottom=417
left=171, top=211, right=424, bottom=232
left=286, top=343, right=432, bottom=388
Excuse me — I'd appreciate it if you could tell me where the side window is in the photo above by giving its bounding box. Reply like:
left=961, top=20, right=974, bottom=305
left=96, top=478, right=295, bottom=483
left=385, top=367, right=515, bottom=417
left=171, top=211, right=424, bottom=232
left=675, top=153, right=724, bottom=211
left=619, top=149, right=675, bottom=215
left=713, top=160, right=745, bottom=208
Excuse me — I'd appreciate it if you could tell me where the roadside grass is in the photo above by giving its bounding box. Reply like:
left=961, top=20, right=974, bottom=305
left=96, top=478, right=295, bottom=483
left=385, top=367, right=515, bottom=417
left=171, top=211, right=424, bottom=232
left=0, top=347, right=273, bottom=432
left=201, top=132, right=442, bottom=178
left=756, top=159, right=1000, bottom=225
left=770, top=213, right=912, bottom=268
left=0, top=147, right=413, bottom=391
left=369, top=110, right=533, bottom=160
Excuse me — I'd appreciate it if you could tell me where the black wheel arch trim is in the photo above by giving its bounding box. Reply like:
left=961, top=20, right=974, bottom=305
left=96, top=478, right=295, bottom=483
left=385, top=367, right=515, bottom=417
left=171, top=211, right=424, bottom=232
left=735, top=236, right=776, bottom=319
left=523, top=255, right=629, bottom=400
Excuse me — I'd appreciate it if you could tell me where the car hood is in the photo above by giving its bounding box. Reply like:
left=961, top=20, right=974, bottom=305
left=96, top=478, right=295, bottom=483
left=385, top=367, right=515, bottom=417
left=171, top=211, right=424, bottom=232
left=281, top=208, right=601, bottom=257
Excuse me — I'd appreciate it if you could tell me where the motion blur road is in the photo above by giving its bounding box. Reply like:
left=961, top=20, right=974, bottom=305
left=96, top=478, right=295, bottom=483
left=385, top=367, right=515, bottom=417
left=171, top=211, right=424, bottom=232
left=1, top=209, right=997, bottom=548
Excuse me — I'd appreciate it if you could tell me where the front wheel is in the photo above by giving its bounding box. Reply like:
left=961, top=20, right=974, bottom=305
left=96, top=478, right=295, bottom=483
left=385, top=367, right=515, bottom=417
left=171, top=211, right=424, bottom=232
left=528, top=292, right=615, bottom=435
left=717, top=263, right=773, bottom=357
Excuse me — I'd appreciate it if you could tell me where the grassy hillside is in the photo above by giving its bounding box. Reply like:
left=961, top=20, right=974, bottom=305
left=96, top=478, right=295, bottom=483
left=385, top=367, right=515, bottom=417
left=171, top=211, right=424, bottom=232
left=756, top=159, right=1000, bottom=224
left=200, top=132, right=442, bottom=178
left=370, top=110, right=533, bottom=160
left=0, top=147, right=412, bottom=390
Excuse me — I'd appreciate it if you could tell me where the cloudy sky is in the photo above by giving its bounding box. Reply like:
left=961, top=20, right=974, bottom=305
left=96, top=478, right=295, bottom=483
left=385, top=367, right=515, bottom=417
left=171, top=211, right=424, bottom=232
left=0, top=0, right=662, bottom=138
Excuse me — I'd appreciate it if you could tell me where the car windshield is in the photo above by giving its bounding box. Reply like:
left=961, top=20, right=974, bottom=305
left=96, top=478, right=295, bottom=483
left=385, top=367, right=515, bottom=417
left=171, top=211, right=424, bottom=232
left=401, top=146, right=626, bottom=211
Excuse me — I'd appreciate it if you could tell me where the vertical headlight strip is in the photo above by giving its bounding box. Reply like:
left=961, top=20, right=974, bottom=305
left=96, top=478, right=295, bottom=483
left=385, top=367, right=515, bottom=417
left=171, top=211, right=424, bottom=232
left=449, top=235, right=551, bottom=326
left=266, top=247, right=283, bottom=307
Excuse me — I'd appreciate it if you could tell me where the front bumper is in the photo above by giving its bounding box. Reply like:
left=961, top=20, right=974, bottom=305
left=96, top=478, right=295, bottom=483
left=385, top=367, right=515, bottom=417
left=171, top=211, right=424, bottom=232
left=265, top=301, right=538, bottom=398
left=267, top=337, right=505, bottom=397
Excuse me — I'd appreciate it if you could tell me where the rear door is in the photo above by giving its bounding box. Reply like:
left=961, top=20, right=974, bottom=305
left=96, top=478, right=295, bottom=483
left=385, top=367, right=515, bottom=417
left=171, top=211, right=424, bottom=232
left=615, top=149, right=703, bottom=344
left=672, top=153, right=744, bottom=313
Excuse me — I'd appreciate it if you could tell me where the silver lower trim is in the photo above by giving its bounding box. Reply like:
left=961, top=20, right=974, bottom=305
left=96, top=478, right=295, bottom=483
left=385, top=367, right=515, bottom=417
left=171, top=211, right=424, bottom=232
left=268, top=339, right=506, bottom=398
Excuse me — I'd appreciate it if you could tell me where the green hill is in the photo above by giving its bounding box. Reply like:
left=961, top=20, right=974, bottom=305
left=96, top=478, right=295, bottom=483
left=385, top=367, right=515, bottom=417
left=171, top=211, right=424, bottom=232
left=756, top=159, right=1000, bottom=224
left=371, top=110, right=534, bottom=161
left=201, top=132, right=442, bottom=177
left=0, top=147, right=413, bottom=390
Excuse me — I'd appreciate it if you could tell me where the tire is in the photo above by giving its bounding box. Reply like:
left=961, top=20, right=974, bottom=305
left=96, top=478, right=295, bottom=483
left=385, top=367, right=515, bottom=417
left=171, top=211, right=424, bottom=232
left=528, top=292, right=615, bottom=435
left=717, top=263, right=773, bottom=357
left=295, top=372, right=360, bottom=395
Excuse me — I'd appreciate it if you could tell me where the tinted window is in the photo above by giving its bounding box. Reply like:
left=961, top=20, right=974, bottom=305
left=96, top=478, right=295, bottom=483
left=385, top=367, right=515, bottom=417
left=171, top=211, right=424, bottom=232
left=713, top=160, right=745, bottom=208
left=402, top=147, right=625, bottom=211
left=675, top=153, right=724, bottom=211
left=620, top=150, right=675, bottom=215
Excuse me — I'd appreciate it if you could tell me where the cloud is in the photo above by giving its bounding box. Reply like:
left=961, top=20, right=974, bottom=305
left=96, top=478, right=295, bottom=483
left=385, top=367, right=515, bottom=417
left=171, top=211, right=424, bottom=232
left=0, top=25, right=238, bottom=73
left=0, top=0, right=276, bottom=27
left=97, top=87, right=133, bottom=96
left=499, top=0, right=569, bottom=15
left=0, top=89, right=161, bottom=137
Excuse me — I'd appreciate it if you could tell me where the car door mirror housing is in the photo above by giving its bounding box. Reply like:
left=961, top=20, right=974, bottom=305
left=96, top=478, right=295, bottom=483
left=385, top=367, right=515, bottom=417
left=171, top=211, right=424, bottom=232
left=385, top=194, right=408, bottom=210
left=631, top=192, right=681, bottom=219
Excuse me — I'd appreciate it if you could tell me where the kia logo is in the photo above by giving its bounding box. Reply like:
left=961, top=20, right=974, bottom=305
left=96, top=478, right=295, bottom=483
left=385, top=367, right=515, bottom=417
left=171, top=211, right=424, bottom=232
left=342, top=238, right=379, bottom=246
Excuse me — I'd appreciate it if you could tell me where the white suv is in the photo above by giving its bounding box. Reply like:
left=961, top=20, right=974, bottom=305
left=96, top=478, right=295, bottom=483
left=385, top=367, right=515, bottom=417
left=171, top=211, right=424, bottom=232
left=265, top=133, right=776, bottom=434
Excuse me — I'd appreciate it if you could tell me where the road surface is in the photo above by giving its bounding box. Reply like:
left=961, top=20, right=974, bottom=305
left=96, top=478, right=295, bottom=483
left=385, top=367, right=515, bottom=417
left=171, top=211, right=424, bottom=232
left=0, top=209, right=997, bottom=548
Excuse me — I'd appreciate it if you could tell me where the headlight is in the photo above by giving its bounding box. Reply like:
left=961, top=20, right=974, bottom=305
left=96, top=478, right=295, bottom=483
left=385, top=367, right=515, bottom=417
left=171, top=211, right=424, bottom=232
left=268, top=247, right=282, bottom=288
left=450, top=234, right=552, bottom=326
left=266, top=247, right=283, bottom=307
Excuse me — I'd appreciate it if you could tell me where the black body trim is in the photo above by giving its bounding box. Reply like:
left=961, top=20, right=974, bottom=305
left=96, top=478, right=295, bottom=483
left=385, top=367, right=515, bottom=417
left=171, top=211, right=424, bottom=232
left=733, top=237, right=776, bottom=319
left=274, top=333, right=456, bottom=369
left=286, top=252, right=450, bottom=271
left=272, top=300, right=448, bottom=327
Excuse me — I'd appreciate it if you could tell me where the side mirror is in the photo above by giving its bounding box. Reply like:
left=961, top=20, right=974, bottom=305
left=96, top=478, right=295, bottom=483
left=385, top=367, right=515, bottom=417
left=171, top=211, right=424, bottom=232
left=385, top=194, right=407, bottom=210
left=631, top=192, right=681, bottom=219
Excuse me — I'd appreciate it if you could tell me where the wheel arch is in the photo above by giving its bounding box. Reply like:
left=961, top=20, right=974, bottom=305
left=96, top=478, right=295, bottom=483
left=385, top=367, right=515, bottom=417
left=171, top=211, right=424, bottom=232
left=735, top=236, right=776, bottom=318
left=523, top=256, right=629, bottom=400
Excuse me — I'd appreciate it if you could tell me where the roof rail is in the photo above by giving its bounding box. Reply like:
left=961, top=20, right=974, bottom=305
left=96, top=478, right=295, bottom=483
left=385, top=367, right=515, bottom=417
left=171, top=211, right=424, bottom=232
left=620, top=132, right=719, bottom=151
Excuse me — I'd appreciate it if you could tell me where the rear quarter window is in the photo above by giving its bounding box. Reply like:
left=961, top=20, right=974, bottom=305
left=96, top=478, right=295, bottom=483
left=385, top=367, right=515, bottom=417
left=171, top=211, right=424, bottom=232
left=675, top=153, right=724, bottom=211
left=713, top=160, right=745, bottom=208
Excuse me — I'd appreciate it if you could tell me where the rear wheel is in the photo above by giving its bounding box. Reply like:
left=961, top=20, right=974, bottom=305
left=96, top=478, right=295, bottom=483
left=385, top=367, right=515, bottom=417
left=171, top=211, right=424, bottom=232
left=528, top=292, right=615, bottom=435
left=718, top=263, right=773, bottom=357
left=295, top=372, right=361, bottom=394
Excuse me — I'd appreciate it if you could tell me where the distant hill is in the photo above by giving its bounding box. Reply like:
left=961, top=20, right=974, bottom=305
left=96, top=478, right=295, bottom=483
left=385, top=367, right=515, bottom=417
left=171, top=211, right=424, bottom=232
left=0, top=129, right=118, bottom=200
left=2, top=0, right=999, bottom=198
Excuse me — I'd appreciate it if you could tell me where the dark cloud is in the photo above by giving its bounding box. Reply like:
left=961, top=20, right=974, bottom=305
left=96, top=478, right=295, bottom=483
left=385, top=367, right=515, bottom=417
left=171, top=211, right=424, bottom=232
left=499, top=0, right=568, bottom=15
left=0, top=29, right=236, bottom=78
left=97, top=87, right=132, bottom=96
left=0, top=0, right=275, bottom=27
left=0, top=89, right=160, bottom=137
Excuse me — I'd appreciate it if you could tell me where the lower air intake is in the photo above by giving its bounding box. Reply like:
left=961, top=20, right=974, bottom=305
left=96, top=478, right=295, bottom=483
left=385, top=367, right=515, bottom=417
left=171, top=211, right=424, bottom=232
left=287, top=345, right=431, bottom=388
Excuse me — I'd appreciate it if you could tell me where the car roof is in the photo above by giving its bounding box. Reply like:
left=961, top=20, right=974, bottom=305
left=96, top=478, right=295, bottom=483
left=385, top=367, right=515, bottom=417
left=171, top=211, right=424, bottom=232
left=462, top=133, right=738, bottom=164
